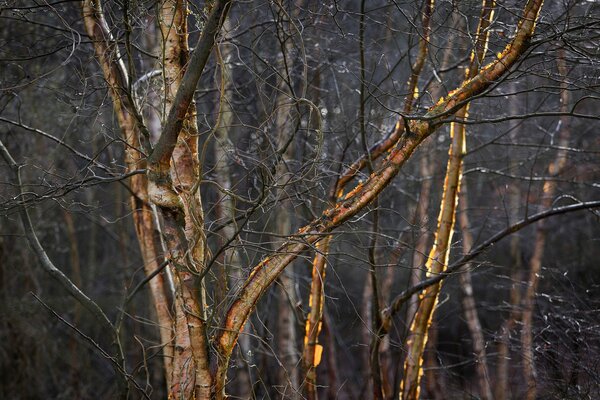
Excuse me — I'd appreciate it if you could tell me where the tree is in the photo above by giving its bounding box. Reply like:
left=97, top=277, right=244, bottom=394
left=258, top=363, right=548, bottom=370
left=1, top=0, right=600, bottom=399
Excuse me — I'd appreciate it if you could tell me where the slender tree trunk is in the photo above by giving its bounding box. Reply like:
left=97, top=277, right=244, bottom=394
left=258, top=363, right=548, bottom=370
left=63, top=210, right=83, bottom=396
left=458, top=180, right=494, bottom=400
left=521, top=50, right=571, bottom=400
left=273, top=5, right=301, bottom=394
left=322, top=311, right=340, bottom=400
left=423, top=320, right=444, bottom=400
left=213, top=18, right=253, bottom=398
left=407, top=154, right=433, bottom=331
left=216, top=1, right=544, bottom=395
left=400, top=2, right=495, bottom=398
left=494, top=80, right=524, bottom=400
left=400, top=98, right=465, bottom=400
left=156, top=1, right=218, bottom=397
left=401, top=9, right=464, bottom=397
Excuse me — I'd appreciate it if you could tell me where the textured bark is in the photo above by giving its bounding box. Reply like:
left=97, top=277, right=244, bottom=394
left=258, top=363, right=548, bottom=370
left=454, top=3, right=496, bottom=399
left=218, top=3, right=544, bottom=398
left=75, top=1, right=548, bottom=399
left=521, top=50, right=571, bottom=400
left=157, top=1, right=213, bottom=397
left=149, top=0, right=231, bottom=175
left=303, top=236, right=331, bottom=399
left=400, top=98, right=465, bottom=400
left=133, top=201, right=175, bottom=388
left=401, top=10, right=464, bottom=398
left=81, top=0, right=175, bottom=390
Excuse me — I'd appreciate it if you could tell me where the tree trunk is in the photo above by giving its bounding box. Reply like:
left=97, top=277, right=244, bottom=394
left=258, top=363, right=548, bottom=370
left=494, top=79, right=524, bottom=400
left=213, top=17, right=253, bottom=398
left=273, top=4, right=301, bottom=394
left=521, top=50, right=571, bottom=400
left=400, top=1, right=495, bottom=397
left=81, top=0, right=176, bottom=390
left=458, top=180, right=494, bottom=400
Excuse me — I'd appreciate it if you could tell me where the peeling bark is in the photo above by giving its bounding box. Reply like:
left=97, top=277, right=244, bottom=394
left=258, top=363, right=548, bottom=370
left=81, top=0, right=175, bottom=390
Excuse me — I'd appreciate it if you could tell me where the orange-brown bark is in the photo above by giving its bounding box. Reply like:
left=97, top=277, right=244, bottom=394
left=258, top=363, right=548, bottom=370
left=400, top=2, right=495, bottom=397
left=301, top=3, right=435, bottom=396
left=81, top=0, right=175, bottom=389
left=400, top=101, right=465, bottom=400
left=218, top=3, right=543, bottom=399
left=157, top=1, right=213, bottom=398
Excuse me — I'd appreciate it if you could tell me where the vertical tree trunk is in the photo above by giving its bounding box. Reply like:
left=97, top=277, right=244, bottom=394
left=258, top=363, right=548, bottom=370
left=274, top=4, right=301, bottom=395
left=458, top=180, right=494, bottom=400
left=402, top=10, right=464, bottom=397
left=521, top=50, right=571, bottom=400
left=494, top=80, right=524, bottom=400
left=401, top=2, right=495, bottom=398
left=213, top=18, right=253, bottom=398
left=157, top=1, right=216, bottom=397
left=322, top=311, right=341, bottom=400
left=400, top=100, right=465, bottom=400
left=81, top=0, right=176, bottom=391
left=423, top=320, right=444, bottom=400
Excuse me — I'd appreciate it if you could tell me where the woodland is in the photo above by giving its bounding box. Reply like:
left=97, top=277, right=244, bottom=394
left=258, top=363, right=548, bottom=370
left=1, top=0, right=600, bottom=399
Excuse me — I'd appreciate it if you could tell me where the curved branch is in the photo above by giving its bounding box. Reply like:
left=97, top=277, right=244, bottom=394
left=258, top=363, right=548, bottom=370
left=382, top=199, right=600, bottom=326
left=0, top=138, right=129, bottom=398
left=217, top=0, right=544, bottom=372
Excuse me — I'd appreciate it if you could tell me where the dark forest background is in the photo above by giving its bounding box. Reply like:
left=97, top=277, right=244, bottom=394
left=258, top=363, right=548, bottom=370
left=1, top=0, right=600, bottom=399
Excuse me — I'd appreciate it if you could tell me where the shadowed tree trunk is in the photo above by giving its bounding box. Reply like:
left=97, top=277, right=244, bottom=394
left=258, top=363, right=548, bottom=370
left=213, top=17, right=253, bottom=398
left=458, top=179, right=494, bottom=400
left=273, top=3, right=303, bottom=397
left=494, top=80, right=525, bottom=400
left=521, top=50, right=571, bottom=400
